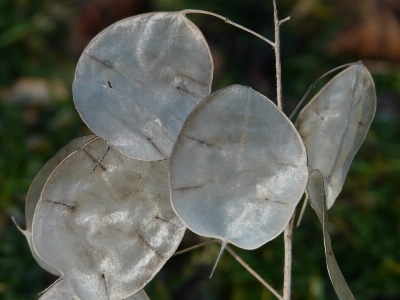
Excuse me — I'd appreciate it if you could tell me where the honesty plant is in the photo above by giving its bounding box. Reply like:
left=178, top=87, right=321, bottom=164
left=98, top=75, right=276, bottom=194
left=18, top=2, right=376, bottom=300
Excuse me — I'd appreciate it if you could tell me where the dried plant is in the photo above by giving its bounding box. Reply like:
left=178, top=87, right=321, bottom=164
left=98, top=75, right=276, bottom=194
left=16, top=1, right=376, bottom=299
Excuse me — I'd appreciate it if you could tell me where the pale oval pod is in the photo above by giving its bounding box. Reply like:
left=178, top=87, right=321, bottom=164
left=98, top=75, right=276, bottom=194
left=32, top=137, right=185, bottom=300
left=73, top=12, right=213, bottom=160
left=26, top=135, right=96, bottom=235
left=307, top=169, right=355, bottom=300
left=39, top=278, right=150, bottom=300
left=169, top=85, right=308, bottom=250
left=19, top=136, right=95, bottom=275
left=296, top=63, right=376, bottom=209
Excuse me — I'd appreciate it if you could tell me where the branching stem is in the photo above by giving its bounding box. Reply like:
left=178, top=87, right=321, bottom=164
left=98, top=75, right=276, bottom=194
left=172, top=239, right=218, bottom=256
left=273, top=0, right=283, bottom=109
left=186, top=3, right=293, bottom=297
left=226, top=245, right=283, bottom=300
left=182, top=9, right=275, bottom=47
left=183, top=7, right=290, bottom=109
left=172, top=239, right=282, bottom=299
left=270, top=1, right=294, bottom=298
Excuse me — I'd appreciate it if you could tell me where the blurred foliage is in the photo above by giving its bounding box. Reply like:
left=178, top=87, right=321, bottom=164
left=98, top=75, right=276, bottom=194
left=0, top=0, right=399, bottom=299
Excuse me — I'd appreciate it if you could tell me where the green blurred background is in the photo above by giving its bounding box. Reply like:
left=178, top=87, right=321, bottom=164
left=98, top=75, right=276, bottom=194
left=1, top=0, right=400, bottom=299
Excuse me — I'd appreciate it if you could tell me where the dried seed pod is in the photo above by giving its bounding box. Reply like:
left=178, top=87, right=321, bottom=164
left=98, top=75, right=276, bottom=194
left=307, top=169, right=355, bottom=300
left=39, top=278, right=150, bottom=300
left=19, top=136, right=95, bottom=275
left=39, top=278, right=80, bottom=300
left=170, top=85, right=308, bottom=250
left=32, top=137, right=185, bottom=300
left=296, top=63, right=376, bottom=208
left=73, top=12, right=213, bottom=160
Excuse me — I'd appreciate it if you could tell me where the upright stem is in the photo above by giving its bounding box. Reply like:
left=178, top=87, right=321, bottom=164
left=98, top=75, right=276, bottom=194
left=272, top=2, right=293, bottom=298
left=273, top=0, right=282, bottom=110
left=283, top=213, right=295, bottom=300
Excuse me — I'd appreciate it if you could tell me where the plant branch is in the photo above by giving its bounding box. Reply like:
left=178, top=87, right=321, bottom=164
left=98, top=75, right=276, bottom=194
left=182, top=9, right=275, bottom=47
left=273, top=0, right=283, bottom=109
left=272, top=1, right=293, bottom=298
left=226, top=245, right=283, bottom=300
left=296, top=192, right=309, bottom=227
left=279, top=16, right=290, bottom=25
left=283, top=211, right=296, bottom=300
left=183, top=7, right=290, bottom=110
left=172, top=239, right=281, bottom=298
left=289, top=61, right=361, bottom=120
left=172, top=239, right=218, bottom=256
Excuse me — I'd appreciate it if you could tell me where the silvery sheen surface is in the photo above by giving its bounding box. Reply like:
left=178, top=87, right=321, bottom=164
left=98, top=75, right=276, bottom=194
left=296, top=64, right=376, bottom=208
left=73, top=12, right=213, bottom=160
left=23, top=135, right=95, bottom=275
left=307, top=169, right=355, bottom=300
left=39, top=278, right=81, bottom=300
left=39, top=278, right=150, bottom=300
left=170, top=85, right=308, bottom=250
left=32, top=138, right=185, bottom=300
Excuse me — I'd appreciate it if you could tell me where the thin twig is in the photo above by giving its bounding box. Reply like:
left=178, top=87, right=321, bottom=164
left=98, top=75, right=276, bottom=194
left=279, top=16, right=290, bottom=25
left=283, top=211, right=296, bottom=300
left=173, top=239, right=281, bottom=298
left=296, top=192, right=309, bottom=228
left=272, top=1, right=293, bottom=298
left=226, top=245, right=283, bottom=300
left=273, top=0, right=283, bottom=109
left=172, top=239, right=218, bottom=256
left=11, top=216, right=27, bottom=235
left=289, top=61, right=362, bottom=120
left=209, top=241, right=227, bottom=278
left=182, top=9, right=275, bottom=47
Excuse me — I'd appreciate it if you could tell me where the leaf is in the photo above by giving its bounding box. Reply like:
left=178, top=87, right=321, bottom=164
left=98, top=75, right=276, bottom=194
left=170, top=85, right=308, bottom=250
left=16, top=136, right=95, bottom=275
left=39, top=278, right=150, bottom=300
left=73, top=12, right=213, bottom=160
left=296, top=63, right=376, bottom=208
left=32, top=137, right=185, bottom=300
left=307, top=169, right=355, bottom=300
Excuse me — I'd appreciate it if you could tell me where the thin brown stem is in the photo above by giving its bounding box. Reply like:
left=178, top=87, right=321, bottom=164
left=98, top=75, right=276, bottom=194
left=273, top=0, right=282, bottom=109
left=172, top=239, right=218, bottom=256
left=272, top=0, right=293, bottom=297
left=279, top=16, right=290, bottom=25
left=226, top=245, right=283, bottom=300
left=173, top=239, right=281, bottom=298
left=283, top=212, right=296, bottom=300
left=182, top=9, right=275, bottom=47
left=296, top=192, right=309, bottom=228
